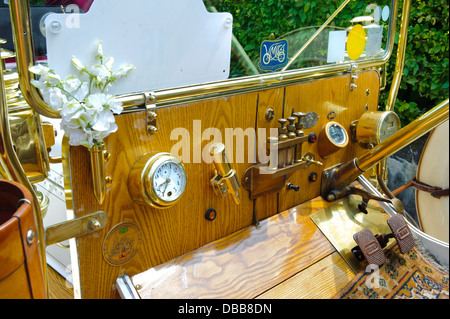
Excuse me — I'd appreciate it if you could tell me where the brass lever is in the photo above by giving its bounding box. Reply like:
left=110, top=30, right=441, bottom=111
left=210, top=143, right=241, bottom=205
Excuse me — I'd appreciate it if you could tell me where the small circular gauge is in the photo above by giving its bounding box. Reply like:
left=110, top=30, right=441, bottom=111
left=328, top=123, right=347, bottom=145
left=356, top=111, right=400, bottom=148
left=317, top=121, right=349, bottom=158
left=128, top=152, right=187, bottom=208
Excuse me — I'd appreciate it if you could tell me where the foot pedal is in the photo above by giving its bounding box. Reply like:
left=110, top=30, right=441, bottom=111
left=353, top=229, right=386, bottom=267
left=387, top=214, right=415, bottom=254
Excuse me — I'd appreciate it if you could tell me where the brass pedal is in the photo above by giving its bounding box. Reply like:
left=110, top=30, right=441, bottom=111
left=387, top=214, right=415, bottom=254
left=352, top=228, right=386, bottom=267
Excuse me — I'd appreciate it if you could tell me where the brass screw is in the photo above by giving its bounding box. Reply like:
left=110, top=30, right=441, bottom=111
left=88, top=218, right=102, bottom=231
left=265, top=108, right=275, bottom=122
left=147, top=125, right=158, bottom=134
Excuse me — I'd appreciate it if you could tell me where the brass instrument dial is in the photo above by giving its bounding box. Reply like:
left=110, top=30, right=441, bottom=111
left=128, top=152, right=187, bottom=208
left=356, top=111, right=400, bottom=148
left=317, top=121, right=349, bottom=158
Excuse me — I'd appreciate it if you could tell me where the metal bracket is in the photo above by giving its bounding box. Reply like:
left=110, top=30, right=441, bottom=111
left=145, top=92, right=157, bottom=134
left=349, top=63, right=358, bottom=91
left=44, top=211, right=107, bottom=247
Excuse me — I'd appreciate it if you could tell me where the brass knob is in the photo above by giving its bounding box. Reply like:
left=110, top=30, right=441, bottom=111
left=278, top=118, right=288, bottom=140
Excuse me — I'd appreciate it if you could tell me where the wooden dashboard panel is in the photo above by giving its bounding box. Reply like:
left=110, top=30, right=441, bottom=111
left=67, top=70, right=380, bottom=298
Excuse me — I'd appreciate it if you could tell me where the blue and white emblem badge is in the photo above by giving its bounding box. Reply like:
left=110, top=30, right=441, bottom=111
left=258, top=39, right=288, bottom=71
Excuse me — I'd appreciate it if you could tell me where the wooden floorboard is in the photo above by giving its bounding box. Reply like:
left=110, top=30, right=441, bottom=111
left=256, top=252, right=355, bottom=299
left=131, top=196, right=337, bottom=299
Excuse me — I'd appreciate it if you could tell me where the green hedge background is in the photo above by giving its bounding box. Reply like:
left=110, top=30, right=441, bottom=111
left=23, top=0, right=450, bottom=125
left=382, top=0, right=449, bottom=125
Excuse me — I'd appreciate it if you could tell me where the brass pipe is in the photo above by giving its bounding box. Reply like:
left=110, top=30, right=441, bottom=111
left=0, top=46, right=48, bottom=296
left=9, top=0, right=60, bottom=118
left=386, top=0, right=412, bottom=111
left=324, top=99, right=448, bottom=199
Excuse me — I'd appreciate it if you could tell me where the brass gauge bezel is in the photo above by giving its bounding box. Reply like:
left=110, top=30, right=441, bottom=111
left=356, top=111, right=401, bottom=147
left=128, top=152, right=187, bottom=208
left=317, top=121, right=349, bottom=158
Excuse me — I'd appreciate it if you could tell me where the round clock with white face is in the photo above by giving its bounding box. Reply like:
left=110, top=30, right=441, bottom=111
left=128, top=152, right=187, bottom=208
left=151, top=160, right=187, bottom=204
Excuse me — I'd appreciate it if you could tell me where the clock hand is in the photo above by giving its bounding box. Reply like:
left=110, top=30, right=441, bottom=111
left=157, top=178, right=170, bottom=190
left=163, top=178, right=171, bottom=195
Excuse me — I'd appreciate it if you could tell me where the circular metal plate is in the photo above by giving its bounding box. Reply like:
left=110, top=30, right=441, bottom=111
left=300, top=111, right=319, bottom=129
left=102, top=222, right=142, bottom=266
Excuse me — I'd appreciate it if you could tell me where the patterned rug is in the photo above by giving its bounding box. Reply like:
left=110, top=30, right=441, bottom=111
left=334, top=244, right=449, bottom=299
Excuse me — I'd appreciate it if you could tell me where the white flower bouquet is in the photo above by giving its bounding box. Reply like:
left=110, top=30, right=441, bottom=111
left=29, top=41, right=135, bottom=149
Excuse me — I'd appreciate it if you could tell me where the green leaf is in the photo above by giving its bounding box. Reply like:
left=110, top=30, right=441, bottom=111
left=304, top=2, right=310, bottom=12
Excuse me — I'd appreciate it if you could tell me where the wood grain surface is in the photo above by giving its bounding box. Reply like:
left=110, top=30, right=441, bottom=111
left=68, top=70, right=380, bottom=298
left=132, top=196, right=336, bottom=299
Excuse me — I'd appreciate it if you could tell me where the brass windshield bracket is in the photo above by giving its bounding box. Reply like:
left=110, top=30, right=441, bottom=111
left=145, top=92, right=157, bottom=134
left=44, top=211, right=107, bottom=247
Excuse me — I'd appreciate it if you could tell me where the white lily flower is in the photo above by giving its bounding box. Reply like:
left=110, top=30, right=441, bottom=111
left=42, top=87, right=67, bottom=111
left=96, top=40, right=104, bottom=58
left=63, top=76, right=81, bottom=93
left=30, top=40, right=135, bottom=149
left=30, top=79, right=47, bottom=90
left=61, top=124, right=93, bottom=148
left=71, top=56, right=86, bottom=72
left=89, top=64, right=111, bottom=84
left=73, top=81, right=89, bottom=101
left=29, top=64, right=52, bottom=76
left=85, top=93, right=108, bottom=113
left=113, top=65, right=136, bottom=79
left=92, top=109, right=115, bottom=132
left=106, top=95, right=123, bottom=114
left=60, top=99, right=82, bottom=119
left=104, top=56, right=115, bottom=71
